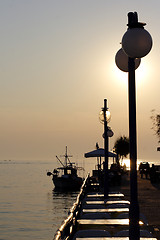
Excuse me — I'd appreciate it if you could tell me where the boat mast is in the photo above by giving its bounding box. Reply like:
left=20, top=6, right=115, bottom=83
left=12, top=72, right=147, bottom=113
left=64, top=146, right=72, bottom=166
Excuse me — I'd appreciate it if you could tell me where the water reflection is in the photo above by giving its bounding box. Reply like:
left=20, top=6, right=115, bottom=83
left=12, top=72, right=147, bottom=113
left=51, top=188, right=78, bottom=233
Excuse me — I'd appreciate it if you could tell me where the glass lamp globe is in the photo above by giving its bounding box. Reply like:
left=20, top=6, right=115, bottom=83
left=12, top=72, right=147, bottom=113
left=122, top=28, right=152, bottom=58
left=102, top=129, right=114, bottom=138
left=115, top=48, right=141, bottom=72
left=99, top=110, right=111, bottom=124
left=107, top=128, right=114, bottom=137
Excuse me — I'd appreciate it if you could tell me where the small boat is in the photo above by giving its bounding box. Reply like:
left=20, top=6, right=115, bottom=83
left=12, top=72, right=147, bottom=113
left=47, top=146, right=84, bottom=191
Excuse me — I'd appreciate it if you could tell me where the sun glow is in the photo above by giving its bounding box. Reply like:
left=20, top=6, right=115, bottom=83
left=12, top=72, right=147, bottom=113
left=112, top=58, right=151, bottom=89
left=120, top=158, right=143, bottom=170
left=136, top=60, right=152, bottom=87
left=112, top=63, right=128, bottom=86
left=121, top=158, right=130, bottom=170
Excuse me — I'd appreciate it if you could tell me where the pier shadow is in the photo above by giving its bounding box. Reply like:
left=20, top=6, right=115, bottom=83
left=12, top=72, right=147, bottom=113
left=151, top=182, right=160, bottom=190
left=109, top=173, right=130, bottom=199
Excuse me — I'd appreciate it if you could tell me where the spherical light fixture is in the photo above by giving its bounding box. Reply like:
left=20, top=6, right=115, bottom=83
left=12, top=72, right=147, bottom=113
left=107, top=129, right=114, bottom=137
left=122, top=28, right=152, bottom=58
left=102, top=128, right=114, bottom=138
left=99, top=110, right=111, bottom=124
left=115, top=48, right=141, bottom=72
left=116, top=12, right=153, bottom=239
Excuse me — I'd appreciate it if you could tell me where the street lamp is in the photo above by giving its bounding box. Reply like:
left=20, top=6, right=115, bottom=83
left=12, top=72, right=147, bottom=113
left=115, top=48, right=141, bottom=72
left=99, top=99, right=111, bottom=200
left=115, top=12, right=152, bottom=240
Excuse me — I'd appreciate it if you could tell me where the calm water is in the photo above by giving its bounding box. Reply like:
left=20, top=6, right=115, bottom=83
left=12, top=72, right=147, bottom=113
left=0, top=158, right=159, bottom=240
left=0, top=160, right=83, bottom=240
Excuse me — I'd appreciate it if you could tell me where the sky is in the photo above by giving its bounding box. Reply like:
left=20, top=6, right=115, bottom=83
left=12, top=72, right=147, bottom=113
left=0, top=0, right=159, bottom=162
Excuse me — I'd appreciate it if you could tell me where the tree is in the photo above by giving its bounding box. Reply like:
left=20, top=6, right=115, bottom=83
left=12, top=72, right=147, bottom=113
left=114, top=136, right=130, bottom=160
left=151, top=110, right=160, bottom=143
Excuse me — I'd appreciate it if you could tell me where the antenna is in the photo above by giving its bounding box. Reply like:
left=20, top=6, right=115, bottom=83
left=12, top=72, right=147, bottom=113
left=56, top=156, right=65, bottom=167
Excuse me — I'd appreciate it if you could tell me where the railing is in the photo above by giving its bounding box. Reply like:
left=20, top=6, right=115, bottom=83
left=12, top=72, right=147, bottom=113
left=54, top=174, right=90, bottom=240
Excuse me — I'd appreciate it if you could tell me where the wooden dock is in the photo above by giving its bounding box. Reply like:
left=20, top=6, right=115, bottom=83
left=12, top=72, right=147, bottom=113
left=54, top=174, right=159, bottom=240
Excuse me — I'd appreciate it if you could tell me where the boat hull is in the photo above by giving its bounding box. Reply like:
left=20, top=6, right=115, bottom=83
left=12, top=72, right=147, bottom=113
left=53, top=175, right=83, bottom=191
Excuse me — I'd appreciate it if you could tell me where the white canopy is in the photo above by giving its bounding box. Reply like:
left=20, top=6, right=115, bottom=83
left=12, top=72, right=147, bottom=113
left=84, top=148, right=117, bottom=158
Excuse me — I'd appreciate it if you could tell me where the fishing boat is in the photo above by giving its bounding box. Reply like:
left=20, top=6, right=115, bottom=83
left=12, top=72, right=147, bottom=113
left=47, top=146, right=84, bottom=191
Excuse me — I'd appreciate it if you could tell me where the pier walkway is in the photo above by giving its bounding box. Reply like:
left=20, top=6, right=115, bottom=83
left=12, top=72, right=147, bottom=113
left=54, top=174, right=160, bottom=240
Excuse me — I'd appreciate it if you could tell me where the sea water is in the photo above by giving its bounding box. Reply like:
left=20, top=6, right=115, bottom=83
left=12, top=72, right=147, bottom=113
left=0, top=158, right=97, bottom=240
left=0, top=160, right=82, bottom=240
left=0, top=158, right=159, bottom=240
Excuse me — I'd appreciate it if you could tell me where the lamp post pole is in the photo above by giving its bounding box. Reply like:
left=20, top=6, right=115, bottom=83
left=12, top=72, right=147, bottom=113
left=103, top=99, right=109, bottom=200
left=128, top=57, right=140, bottom=240
left=115, top=12, right=152, bottom=240
left=100, top=100, right=113, bottom=200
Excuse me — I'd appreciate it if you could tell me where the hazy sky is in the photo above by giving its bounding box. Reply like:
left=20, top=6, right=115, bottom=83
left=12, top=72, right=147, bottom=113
left=0, top=0, right=159, bottom=162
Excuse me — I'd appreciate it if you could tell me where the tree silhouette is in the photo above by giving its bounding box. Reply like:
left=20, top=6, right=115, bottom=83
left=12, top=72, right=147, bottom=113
left=151, top=110, right=160, bottom=143
left=114, top=136, right=129, bottom=160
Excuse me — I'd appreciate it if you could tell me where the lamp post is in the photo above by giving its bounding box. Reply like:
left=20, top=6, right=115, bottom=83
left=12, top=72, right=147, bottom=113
left=99, top=99, right=111, bottom=200
left=115, top=12, right=152, bottom=240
